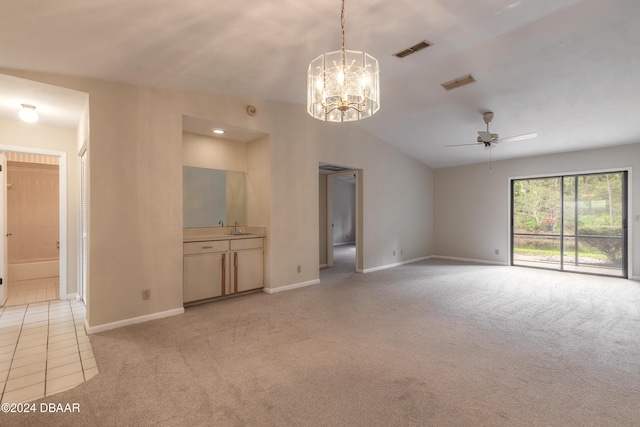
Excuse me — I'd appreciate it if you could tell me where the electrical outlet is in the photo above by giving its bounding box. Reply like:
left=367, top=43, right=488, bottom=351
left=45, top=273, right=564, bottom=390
left=635, top=214, right=640, bottom=223
left=495, top=249, right=499, bottom=255
left=393, top=250, right=396, bottom=256
left=297, top=265, right=301, bottom=273
left=142, top=289, right=151, bottom=300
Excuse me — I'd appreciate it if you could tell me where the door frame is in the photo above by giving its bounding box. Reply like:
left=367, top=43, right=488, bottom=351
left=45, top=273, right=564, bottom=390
left=0, top=153, right=7, bottom=305
left=324, top=169, right=363, bottom=272
left=0, top=144, right=68, bottom=301
left=508, top=167, right=633, bottom=279
left=79, top=147, right=88, bottom=304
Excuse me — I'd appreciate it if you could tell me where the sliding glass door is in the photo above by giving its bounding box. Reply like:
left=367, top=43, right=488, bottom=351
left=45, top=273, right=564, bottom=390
left=512, top=171, right=627, bottom=278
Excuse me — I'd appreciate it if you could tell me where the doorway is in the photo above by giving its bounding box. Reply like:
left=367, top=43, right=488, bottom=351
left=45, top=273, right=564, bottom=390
left=0, top=73, right=88, bottom=309
left=511, top=171, right=628, bottom=278
left=319, top=164, right=363, bottom=273
left=0, top=147, right=68, bottom=306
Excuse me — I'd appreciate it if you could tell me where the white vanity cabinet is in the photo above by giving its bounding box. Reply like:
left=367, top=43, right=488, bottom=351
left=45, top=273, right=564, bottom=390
left=229, top=238, right=264, bottom=294
left=183, top=236, right=264, bottom=304
left=183, top=240, right=229, bottom=303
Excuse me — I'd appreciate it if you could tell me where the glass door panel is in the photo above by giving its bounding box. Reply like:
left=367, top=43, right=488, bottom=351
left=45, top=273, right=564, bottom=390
left=512, top=177, right=562, bottom=270
left=563, top=176, right=576, bottom=270
left=566, top=173, right=625, bottom=276
left=512, top=172, right=627, bottom=278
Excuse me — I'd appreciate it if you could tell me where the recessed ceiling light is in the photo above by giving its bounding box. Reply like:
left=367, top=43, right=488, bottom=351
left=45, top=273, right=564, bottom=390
left=212, top=129, right=225, bottom=135
left=19, top=104, right=38, bottom=123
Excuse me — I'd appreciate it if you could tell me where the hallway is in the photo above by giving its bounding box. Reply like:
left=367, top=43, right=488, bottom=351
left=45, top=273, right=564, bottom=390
left=5, top=277, right=60, bottom=307
left=320, top=243, right=356, bottom=283
left=0, top=299, right=98, bottom=404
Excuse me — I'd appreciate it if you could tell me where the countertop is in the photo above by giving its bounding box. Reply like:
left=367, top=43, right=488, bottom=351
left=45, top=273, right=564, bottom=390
left=183, top=234, right=266, bottom=243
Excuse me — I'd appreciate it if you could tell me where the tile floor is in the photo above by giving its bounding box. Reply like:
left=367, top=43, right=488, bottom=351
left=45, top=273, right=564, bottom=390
left=0, top=299, right=99, bottom=404
left=5, top=277, right=60, bottom=307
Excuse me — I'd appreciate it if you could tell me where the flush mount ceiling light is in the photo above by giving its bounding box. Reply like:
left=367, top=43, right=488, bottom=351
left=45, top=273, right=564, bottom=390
left=19, top=104, right=38, bottom=123
left=211, top=129, right=225, bottom=135
left=307, top=0, right=380, bottom=122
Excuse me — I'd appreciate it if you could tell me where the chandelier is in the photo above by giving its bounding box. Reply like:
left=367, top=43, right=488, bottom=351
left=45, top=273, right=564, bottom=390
left=307, top=0, right=380, bottom=122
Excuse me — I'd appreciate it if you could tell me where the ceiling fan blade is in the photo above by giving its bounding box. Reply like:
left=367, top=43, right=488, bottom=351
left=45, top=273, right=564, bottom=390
left=446, top=142, right=483, bottom=147
left=478, top=131, right=493, bottom=142
left=496, top=132, right=537, bottom=144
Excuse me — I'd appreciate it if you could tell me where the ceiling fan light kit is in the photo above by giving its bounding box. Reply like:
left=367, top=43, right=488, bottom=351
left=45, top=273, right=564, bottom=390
left=446, top=111, right=538, bottom=168
left=447, top=111, right=537, bottom=148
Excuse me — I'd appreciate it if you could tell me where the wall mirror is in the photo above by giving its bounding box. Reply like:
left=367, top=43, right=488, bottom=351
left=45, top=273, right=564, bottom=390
left=183, top=166, right=246, bottom=227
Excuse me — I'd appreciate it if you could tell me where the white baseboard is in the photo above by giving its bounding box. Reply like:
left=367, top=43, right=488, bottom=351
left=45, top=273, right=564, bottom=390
left=361, top=256, right=432, bottom=273
left=86, top=307, right=185, bottom=334
left=630, top=275, right=640, bottom=281
left=65, top=293, right=78, bottom=301
left=333, top=241, right=355, bottom=246
left=263, top=279, right=321, bottom=294
left=432, top=255, right=509, bottom=266
left=319, top=264, right=328, bottom=269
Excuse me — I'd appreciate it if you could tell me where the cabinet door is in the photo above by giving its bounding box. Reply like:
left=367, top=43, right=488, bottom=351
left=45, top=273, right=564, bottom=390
left=233, top=249, right=264, bottom=293
left=183, top=252, right=226, bottom=302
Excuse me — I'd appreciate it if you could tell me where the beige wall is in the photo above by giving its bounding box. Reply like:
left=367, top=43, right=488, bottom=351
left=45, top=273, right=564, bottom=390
left=0, top=118, right=79, bottom=295
left=182, top=131, right=270, bottom=230
left=1, top=69, right=434, bottom=328
left=7, top=161, right=59, bottom=263
left=182, top=132, right=247, bottom=171
left=434, top=143, right=640, bottom=279
left=246, top=136, right=271, bottom=287
left=246, top=136, right=270, bottom=229
left=182, top=131, right=250, bottom=227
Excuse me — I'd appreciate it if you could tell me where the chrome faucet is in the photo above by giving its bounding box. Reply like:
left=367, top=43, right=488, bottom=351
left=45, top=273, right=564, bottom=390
left=218, top=220, right=224, bottom=227
left=231, top=220, right=242, bottom=235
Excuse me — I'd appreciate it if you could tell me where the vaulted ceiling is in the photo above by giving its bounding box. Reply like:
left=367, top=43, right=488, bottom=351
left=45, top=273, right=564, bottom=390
left=1, top=0, right=639, bottom=168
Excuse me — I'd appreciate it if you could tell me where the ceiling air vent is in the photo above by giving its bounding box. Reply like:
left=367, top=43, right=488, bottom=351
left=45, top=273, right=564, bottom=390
left=319, top=164, right=351, bottom=172
left=442, top=74, right=476, bottom=90
left=393, top=40, right=432, bottom=58
left=441, top=74, right=476, bottom=91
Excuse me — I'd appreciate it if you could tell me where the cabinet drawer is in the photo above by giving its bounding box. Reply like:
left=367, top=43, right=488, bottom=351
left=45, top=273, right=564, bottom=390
left=230, top=238, right=264, bottom=251
left=184, top=240, right=229, bottom=255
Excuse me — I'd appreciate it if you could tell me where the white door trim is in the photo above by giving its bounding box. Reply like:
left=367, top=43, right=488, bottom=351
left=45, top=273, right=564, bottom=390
left=325, top=169, right=362, bottom=272
left=0, top=144, right=68, bottom=300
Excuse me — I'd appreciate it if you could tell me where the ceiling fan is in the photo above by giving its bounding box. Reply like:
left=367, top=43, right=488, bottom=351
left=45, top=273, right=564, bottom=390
left=447, top=112, right=537, bottom=167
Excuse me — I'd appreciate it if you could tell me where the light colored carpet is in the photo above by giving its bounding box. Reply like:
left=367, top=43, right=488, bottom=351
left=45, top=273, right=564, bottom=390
left=5, top=251, right=640, bottom=426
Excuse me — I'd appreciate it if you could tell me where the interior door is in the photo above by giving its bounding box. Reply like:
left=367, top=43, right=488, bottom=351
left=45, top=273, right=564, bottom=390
left=0, top=152, right=8, bottom=306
